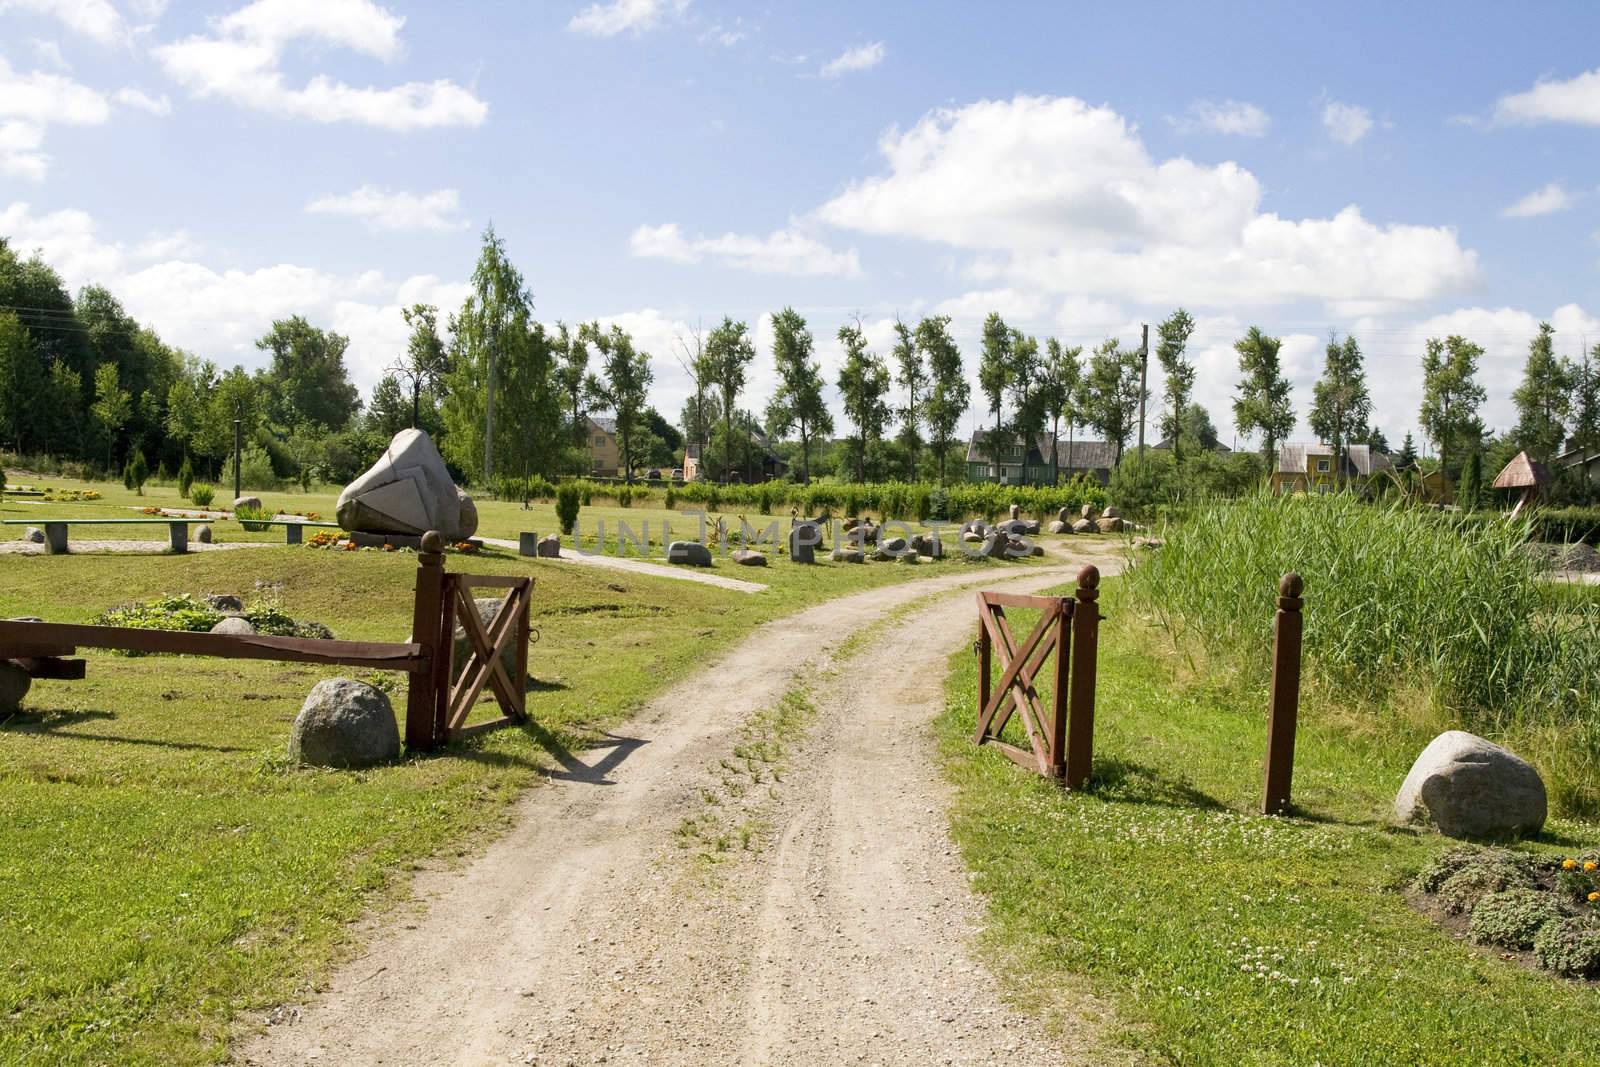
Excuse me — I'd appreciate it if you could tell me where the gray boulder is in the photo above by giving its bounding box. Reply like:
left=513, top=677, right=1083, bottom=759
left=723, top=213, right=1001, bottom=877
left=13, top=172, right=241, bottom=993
left=0, top=660, right=30, bottom=712
left=537, top=535, right=561, bottom=558
left=21, top=526, right=43, bottom=544
left=195, top=524, right=213, bottom=544
left=1394, top=731, right=1548, bottom=840
left=788, top=521, right=822, bottom=564
left=1096, top=516, right=1125, bottom=534
left=668, top=540, right=713, bottom=566
left=518, top=531, right=540, bottom=557
left=1072, top=518, right=1095, bottom=534
left=453, top=596, right=520, bottom=682
left=205, top=594, right=243, bottom=612
left=289, top=678, right=400, bottom=768
left=210, top=616, right=255, bottom=636
left=336, top=428, right=478, bottom=541
left=732, top=549, right=768, bottom=567
left=232, top=495, right=263, bottom=513
left=1047, top=520, right=1069, bottom=534
left=980, top=532, right=1008, bottom=559
left=832, top=547, right=865, bottom=563
left=910, top=533, right=942, bottom=559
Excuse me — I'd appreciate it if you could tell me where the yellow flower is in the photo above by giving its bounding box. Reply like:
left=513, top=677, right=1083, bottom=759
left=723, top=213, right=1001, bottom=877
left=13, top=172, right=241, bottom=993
left=1590, top=892, right=1600, bottom=903
left=1586, top=861, right=1598, bottom=873
left=1563, top=858, right=1578, bottom=870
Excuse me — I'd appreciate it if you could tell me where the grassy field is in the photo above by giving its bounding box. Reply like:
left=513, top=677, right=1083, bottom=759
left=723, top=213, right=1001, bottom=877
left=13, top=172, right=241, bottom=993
left=0, top=468, right=1058, bottom=1065
left=940, top=580, right=1600, bottom=1065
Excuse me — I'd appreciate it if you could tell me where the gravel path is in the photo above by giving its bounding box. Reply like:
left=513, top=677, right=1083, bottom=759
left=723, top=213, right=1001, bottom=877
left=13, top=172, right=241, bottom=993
left=477, top=537, right=769, bottom=593
left=237, top=546, right=1125, bottom=1066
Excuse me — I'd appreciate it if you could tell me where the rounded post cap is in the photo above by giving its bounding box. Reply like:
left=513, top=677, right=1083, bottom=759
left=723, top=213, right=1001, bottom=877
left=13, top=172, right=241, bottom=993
left=1076, top=563, right=1100, bottom=590
left=1279, top=571, right=1304, bottom=598
left=421, top=530, right=445, bottom=553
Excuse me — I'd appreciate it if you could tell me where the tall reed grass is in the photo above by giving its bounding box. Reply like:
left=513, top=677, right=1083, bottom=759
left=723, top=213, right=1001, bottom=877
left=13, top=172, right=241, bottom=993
left=1128, top=492, right=1600, bottom=816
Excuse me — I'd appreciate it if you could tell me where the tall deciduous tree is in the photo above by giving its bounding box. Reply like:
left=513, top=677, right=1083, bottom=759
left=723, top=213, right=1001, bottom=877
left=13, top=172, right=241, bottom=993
left=1081, top=338, right=1142, bottom=464
left=581, top=322, right=654, bottom=483
left=765, top=307, right=832, bottom=484
left=256, top=316, right=359, bottom=431
left=1309, top=333, right=1372, bottom=481
left=916, top=315, right=967, bottom=484
left=90, top=362, right=131, bottom=468
left=836, top=320, right=890, bottom=483
left=1155, top=308, right=1197, bottom=464
left=1571, top=344, right=1600, bottom=456
left=393, top=303, right=449, bottom=432
left=892, top=317, right=924, bottom=481
left=977, top=312, right=1013, bottom=468
left=1037, top=338, right=1082, bottom=484
left=1419, top=334, right=1487, bottom=486
left=0, top=311, right=40, bottom=452
left=705, top=317, right=755, bottom=482
left=1511, top=322, right=1574, bottom=463
left=1008, top=330, right=1045, bottom=437
left=1232, top=327, right=1295, bottom=464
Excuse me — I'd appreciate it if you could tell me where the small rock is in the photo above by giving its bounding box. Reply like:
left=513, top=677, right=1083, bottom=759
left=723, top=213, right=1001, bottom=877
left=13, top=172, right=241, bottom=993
left=1047, top=520, right=1068, bottom=534
left=205, top=594, right=244, bottom=612
left=667, top=540, right=713, bottom=567
left=1394, top=730, right=1547, bottom=840
left=210, top=616, right=255, bottom=636
left=1057, top=507, right=1073, bottom=524
left=1096, top=516, right=1124, bottom=533
left=194, top=524, right=213, bottom=544
left=21, top=526, right=43, bottom=544
left=1072, top=518, right=1095, bottom=534
left=962, top=531, right=984, bottom=543
left=731, top=549, right=767, bottom=567
left=1008, top=503, right=1021, bottom=520
left=832, top=547, right=865, bottom=563
left=536, top=535, right=561, bottom=558
left=232, top=495, right=263, bottom=513
left=289, top=678, right=400, bottom=768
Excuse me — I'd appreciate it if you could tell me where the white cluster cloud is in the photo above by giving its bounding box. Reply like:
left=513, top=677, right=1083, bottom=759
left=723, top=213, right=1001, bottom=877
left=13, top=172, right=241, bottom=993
left=306, top=186, right=469, bottom=232
left=568, top=0, right=687, bottom=38
left=0, top=56, right=111, bottom=179
left=1495, top=66, right=1600, bottom=126
left=114, top=87, right=172, bottom=115
left=0, top=0, right=125, bottom=44
left=153, top=0, right=488, bottom=130
left=1503, top=182, right=1574, bottom=219
left=1169, top=98, right=1270, bottom=137
left=1320, top=99, right=1374, bottom=145
left=630, top=222, right=861, bottom=278
left=820, top=42, right=885, bottom=78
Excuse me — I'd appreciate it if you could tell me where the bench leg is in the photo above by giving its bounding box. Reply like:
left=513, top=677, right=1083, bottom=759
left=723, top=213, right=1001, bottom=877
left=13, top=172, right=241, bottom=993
left=169, top=522, right=188, bottom=554
left=286, top=524, right=302, bottom=545
left=43, top=523, right=67, bottom=555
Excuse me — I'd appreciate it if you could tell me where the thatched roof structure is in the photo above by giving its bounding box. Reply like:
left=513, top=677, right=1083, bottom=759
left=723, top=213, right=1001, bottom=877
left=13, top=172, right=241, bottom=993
left=1492, top=450, right=1552, bottom=490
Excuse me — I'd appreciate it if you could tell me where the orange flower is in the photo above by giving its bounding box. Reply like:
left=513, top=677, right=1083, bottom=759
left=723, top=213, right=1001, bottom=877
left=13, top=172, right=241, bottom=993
left=1562, top=858, right=1578, bottom=870
left=1585, top=861, right=1598, bottom=873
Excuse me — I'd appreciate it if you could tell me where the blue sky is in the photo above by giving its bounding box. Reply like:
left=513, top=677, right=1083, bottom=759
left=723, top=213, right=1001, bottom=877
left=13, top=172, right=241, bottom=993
left=2, top=0, right=1598, bottom=450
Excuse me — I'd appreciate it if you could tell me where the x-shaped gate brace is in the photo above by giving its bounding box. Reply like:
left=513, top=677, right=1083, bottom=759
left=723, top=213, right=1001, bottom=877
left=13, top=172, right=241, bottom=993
left=974, top=566, right=1100, bottom=789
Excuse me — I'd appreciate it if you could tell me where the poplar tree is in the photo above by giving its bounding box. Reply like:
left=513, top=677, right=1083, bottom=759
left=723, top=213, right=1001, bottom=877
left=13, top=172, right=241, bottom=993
left=1511, top=322, right=1574, bottom=462
left=1081, top=338, right=1142, bottom=464
left=1232, top=326, right=1295, bottom=464
left=765, top=307, right=832, bottom=484
left=1309, top=333, right=1372, bottom=480
left=580, top=322, right=654, bottom=483
left=705, top=317, right=755, bottom=482
left=892, top=317, right=924, bottom=480
left=1155, top=308, right=1197, bottom=463
left=836, top=320, right=890, bottom=483
left=1570, top=344, right=1600, bottom=456
left=1419, top=335, right=1487, bottom=486
left=977, top=312, right=1013, bottom=468
left=1037, top=338, right=1082, bottom=484
left=916, top=315, right=967, bottom=484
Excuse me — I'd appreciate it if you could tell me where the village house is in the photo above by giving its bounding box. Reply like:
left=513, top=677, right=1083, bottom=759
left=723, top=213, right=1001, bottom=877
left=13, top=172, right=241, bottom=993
left=1271, top=442, right=1393, bottom=494
left=964, top=430, right=1117, bottom=486
left=586, top=416, right=620, bottom=476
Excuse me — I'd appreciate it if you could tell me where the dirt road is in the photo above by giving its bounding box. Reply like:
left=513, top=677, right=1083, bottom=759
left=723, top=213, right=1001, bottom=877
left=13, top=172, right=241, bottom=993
left=239, top=547, right=1123, bottom=1066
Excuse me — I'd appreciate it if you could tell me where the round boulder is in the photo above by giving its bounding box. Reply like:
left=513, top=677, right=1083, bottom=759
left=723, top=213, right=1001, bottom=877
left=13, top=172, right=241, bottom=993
left=289, top=678, right=400, bottom=768
left=1394, top=730, right=1547, bottom=840
left=21, top=526, right=44, bottom=544
left=232, top=495, right=263, bottom=513
left=536, top=534, right=561, bottom=558
left=1057, top=507, right=1073, bottom=525
left=1072, top=518, right=1095, bottom=534
left=1047, top=520, right=1069, bottom=534
left=0, top=660, right=31, bottom=713
left=1096, top=516, right=1124, bottom=534
left=205, top=594, right=244, bottom=612
left=731, top=549, right=768, bottom=567
left=195, top=524, right=213, bottom=544
left=668, top=540, right=713, bottom=567
left=210, top=616, right=255, bottom=636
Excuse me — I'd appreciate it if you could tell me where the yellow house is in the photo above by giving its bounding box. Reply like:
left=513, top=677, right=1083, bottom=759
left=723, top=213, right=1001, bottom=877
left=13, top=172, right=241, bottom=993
left=587, top=416, right=620, bottom=476
left=1271, top=443, right=1392, bottom=494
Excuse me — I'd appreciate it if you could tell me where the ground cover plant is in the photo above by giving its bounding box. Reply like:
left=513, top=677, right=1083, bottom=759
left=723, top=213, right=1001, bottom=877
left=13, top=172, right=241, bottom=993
left=939, top=578, right=1600, bottom=1065
left=0, top=499, right=1044, bottom=1065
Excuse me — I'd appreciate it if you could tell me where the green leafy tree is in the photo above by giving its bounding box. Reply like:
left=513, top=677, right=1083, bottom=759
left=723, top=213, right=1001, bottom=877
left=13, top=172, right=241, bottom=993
left=1396, top=431, right=1419, bottom=469
left=1155, top=308, right=1197, bottom=463
left=977, top=312, right=1014, bottom=468
left=1419, top=334, right=1487, bottom=486
left=1571, top=344, right=1600, bottom=456
left=705, top=317, right=756, bottom=482
left=1081, top=338, right=1143, bottom=464
left=393, top=303, right=450, bottom=432
left=90, top=362, right=131, bottom=469
left=892, top=317, right=924, bottom=480
left=256, top=316, right=359, bottom=431
left=640, top=407, right=682, bottom=468
left=0, top=311, right=41, bottom=452
left=1232, top=327, right=1296, bottom=464
left=1007, top=329, right=1045, bottom=437
left=581, top=322, right=654, bottom=483
left=554, top=322, right=593, bottom=460
left=836, top=320, right=891, bottom=483
left=916, top=315, right=968, bottom=484
left=366, top=373, right=413, bottom=438
left=765, top=307, right=832, bottom=484
left=1459, top=450, right=1484, bottom=511
left=40, top=359, right=83, bottom=458
left=1310, top=333, right=1372, bottom=481
left=1038, top=338, right=1082, bottom=484
left=1511, top=322, right=1574, bottom=463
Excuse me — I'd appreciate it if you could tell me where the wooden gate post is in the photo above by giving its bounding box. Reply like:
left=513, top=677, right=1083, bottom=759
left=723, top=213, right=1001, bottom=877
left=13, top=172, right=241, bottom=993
left=1262, top=572, right=1304, bottom=815
left=1064, top=565, right=1100, bottom=790
left=1049, top=594, right=1072, bottom=780
left=976, top=601, right=992, bottom=719
left=404, top=531, right=448, bottom=751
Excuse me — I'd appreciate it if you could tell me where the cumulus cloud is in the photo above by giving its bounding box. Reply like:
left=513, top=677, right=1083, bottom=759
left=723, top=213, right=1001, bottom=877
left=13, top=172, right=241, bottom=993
left=1495, top=66, right=1600, bottom=126
left=306, top=186, right=469, bottom=232
left=1321, top=99, right=1373, bottom=145
left=114, top=87, right=172, bottom=115
left=0, top=57, right=110, bottom=178
left=820, top=42, right=884, bottom=78
left=1168, top=98, right=1270, bottom=137
left=568, top=0, right=687, bottom=37
left=153, top=0, right=488, bottom=130
left=629, top=222, right=861, bottom=277
left=817, top=95, right=1476, bottom=314
left=30, top=38, right=68, bottom=70
left=1503, top=182, right=1575, bottom=219
left=0, top=0, right=125, bottom=43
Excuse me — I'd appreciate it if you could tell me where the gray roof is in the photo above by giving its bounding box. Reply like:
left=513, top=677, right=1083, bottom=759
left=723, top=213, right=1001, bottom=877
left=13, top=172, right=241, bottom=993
left=965, top=430, right=1116, bottom=471
left=1275, top=442, right=1392, bottom=477
left=1151, top=435, right=1231, bottom=454
left=590, top=415, right=617, bottom=435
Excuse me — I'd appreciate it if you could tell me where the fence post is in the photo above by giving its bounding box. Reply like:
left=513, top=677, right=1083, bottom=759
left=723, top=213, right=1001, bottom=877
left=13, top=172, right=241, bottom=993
left=404, top=530, right=448, bottom=751
left=514, top=578, right=531, bottom=719
left=976, top=596, right=992, bottom=731
left=1064, top=565, right=1100, bottom=790
left=1050, top=596, right=1072, bottom=780
left=1262, top=572, right=1304, bottom=815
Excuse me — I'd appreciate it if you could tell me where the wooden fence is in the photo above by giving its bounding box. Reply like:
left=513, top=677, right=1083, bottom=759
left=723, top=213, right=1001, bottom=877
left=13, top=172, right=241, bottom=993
left=0, top=531, right=530, bottom=751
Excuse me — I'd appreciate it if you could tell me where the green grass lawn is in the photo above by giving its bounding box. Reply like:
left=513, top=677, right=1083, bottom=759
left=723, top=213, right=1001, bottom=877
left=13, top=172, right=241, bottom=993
left=0, top=492, right=1047, bottom=1065
left=940, top=580, right=1600, bottom=1066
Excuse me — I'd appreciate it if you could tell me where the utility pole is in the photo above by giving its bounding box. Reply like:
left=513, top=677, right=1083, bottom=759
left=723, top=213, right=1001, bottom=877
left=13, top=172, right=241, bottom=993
left=232, top=418, right=242, bottom=502
left=484, top=316, right=498, bottom=485
left=1136, top=323, right=1149, bottom=458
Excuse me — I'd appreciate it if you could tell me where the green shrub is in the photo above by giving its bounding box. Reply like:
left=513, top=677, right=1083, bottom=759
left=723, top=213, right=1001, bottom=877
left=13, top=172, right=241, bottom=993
left=1413, top=848, right=1483, bottom=894
left=1468, top=889, right=1561, bottom=948
left=236, top=445, right=280, bottom=491
left=292, top=620, right=334, bottom=640
left=177, top=456, right=194, bottom=498
left=1436, top=856, right=1539, bottom=914
left=189, top=484, right=215, bottom=508
left=556, top=483, right=581, bottom=535
left=617, top=485, right=633, bottom=508
left=122, top=448, right=149, bottom=495
left=235, top=502, right=272, bottom=532
left=93, top=594, right=222, bottom=637
left=1532, top=918, right=1600, bottom=977
left=664, top=486, right=676, bottom=510
left=244, top=600, right=297, bottom=637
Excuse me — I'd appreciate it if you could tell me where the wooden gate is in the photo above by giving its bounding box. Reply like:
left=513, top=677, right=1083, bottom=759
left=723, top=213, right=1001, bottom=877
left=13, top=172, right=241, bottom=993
left=974, top=565, right=1100, bottom=789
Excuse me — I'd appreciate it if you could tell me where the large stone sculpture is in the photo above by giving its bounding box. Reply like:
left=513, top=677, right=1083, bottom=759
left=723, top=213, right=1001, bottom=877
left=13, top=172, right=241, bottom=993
left=337, top=429, right=479, bottom=541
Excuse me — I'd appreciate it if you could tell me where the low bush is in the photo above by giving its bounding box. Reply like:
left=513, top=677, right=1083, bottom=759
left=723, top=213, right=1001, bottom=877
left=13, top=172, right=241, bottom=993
left=1468, top=889, right=1562, bottom=948
left=243, top=600, right=297, bottom=637
left=177, top=456, right=194, bottom=498
left=556, top=483, right=581, bottom=535
left=93, top=594, right=221, bottom=635
left=1533, top=918, right=1600, bottom=977
left=235, top=502, right=272, bottom=532
left=189, top=484, right=215, bottom=507
left=1437, top=857, right=1538, bottom=915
